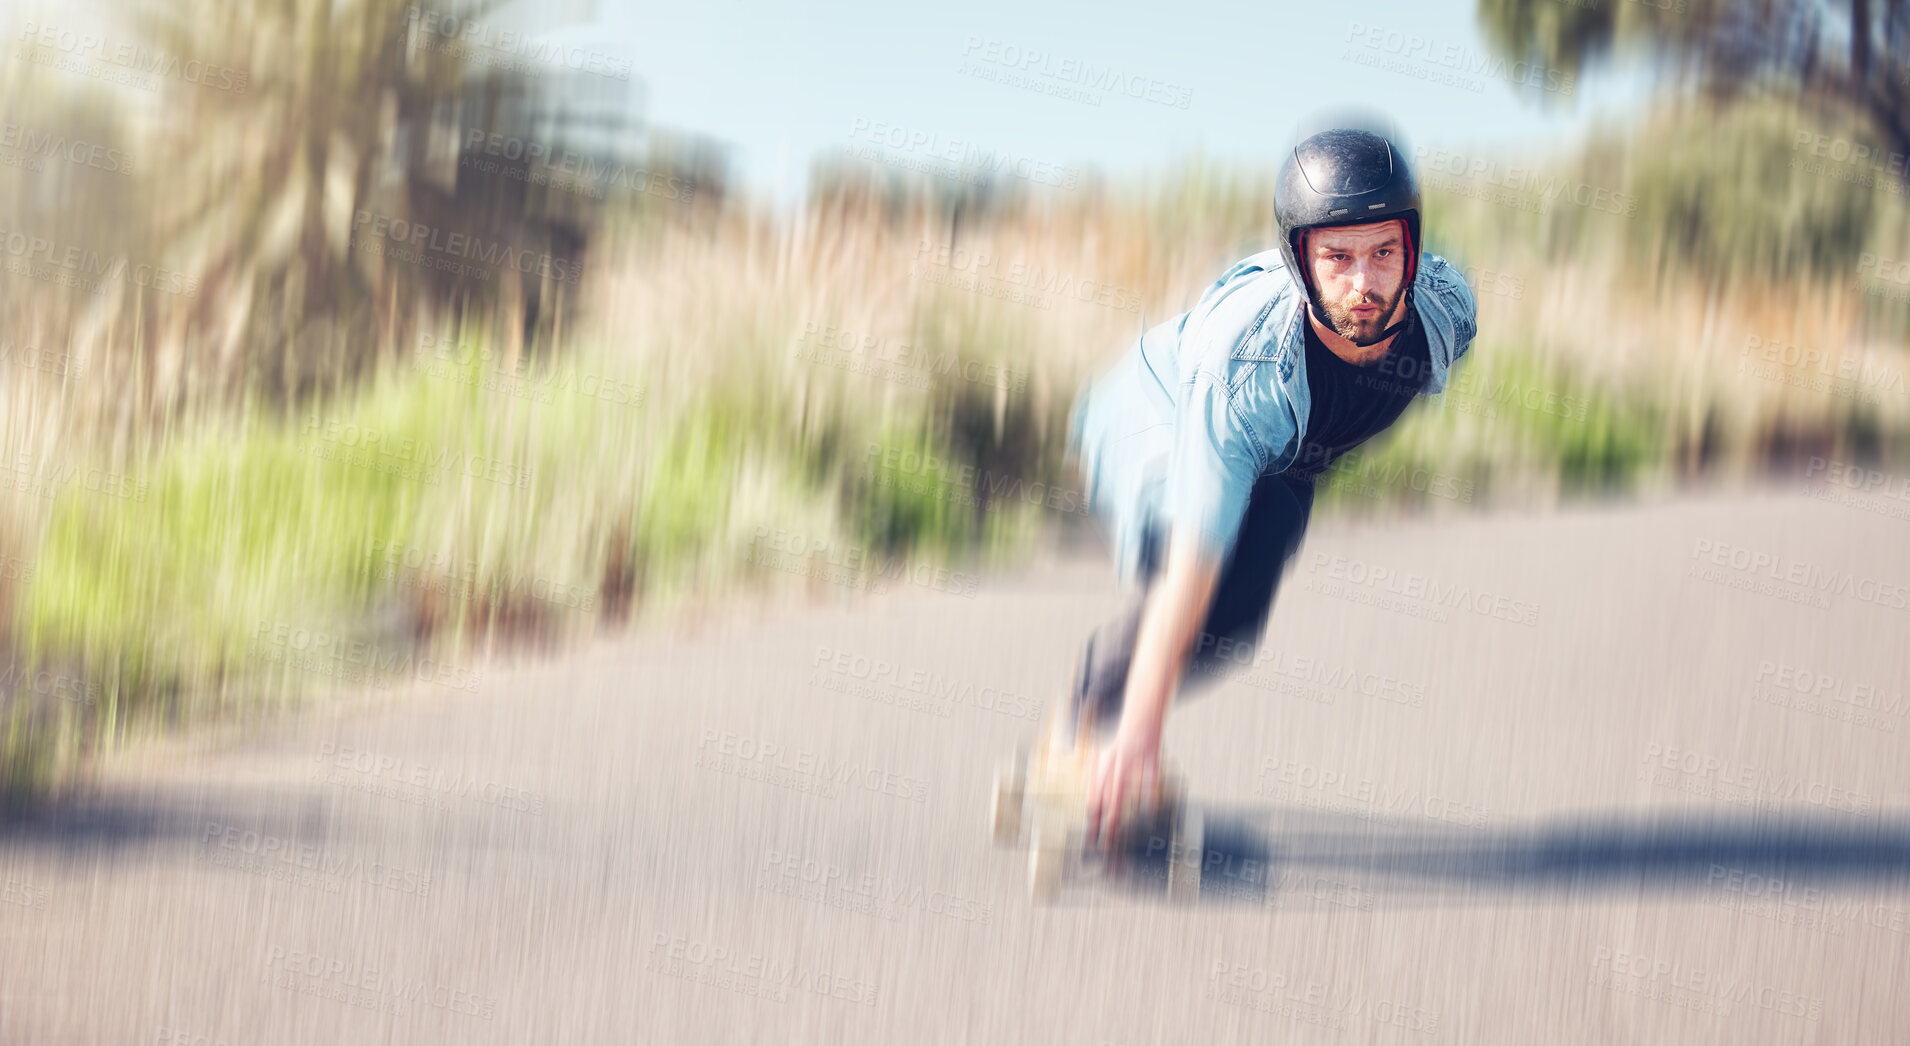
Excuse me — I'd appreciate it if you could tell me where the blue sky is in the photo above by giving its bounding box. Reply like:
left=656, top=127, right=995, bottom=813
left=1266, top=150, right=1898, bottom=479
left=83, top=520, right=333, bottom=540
left=3, top=0, right=1657, bottom=202
left=3, top=0, right=1650, bottom=201
left=545, top=0, right=1652, bottom=204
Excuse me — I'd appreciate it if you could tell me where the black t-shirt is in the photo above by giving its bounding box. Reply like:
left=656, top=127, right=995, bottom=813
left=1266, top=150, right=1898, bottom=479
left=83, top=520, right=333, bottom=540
left=1285, top=306, right=1432, bottom=479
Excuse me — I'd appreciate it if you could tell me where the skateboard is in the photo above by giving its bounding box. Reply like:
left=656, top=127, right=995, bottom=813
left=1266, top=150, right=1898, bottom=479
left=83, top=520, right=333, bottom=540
left=989, top=737, right=1204, bottom=903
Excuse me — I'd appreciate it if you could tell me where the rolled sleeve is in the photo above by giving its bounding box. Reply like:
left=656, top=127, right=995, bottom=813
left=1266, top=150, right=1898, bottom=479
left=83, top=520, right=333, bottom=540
left=1445, top=265, right=1478, bottom=364
left=1161, top=373, right=1262, bottom=564
left=1418, top=255, right=1479, bottom=394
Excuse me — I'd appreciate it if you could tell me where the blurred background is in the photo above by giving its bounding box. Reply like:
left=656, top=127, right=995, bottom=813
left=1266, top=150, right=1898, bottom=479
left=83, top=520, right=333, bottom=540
left=2, top=0, right=1909, bottom=1041
left=5, top=0, right=1906, bottom=790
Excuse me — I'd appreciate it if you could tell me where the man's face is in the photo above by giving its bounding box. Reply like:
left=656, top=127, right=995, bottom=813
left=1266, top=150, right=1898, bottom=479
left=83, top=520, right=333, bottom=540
left=1305, top=220, right=1410, bottom=346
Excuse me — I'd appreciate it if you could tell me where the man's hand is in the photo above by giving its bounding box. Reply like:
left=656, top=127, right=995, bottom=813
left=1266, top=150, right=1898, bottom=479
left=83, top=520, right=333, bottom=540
left=1087, top=717, right=1163, bottom=847
left=1085, top=527, right=1220, bottom=847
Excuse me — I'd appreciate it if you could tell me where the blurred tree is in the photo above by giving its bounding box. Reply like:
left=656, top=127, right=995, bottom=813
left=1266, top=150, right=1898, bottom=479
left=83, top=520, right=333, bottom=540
left=1478, top=0, right=1910, bottom=155
left=127, top=0, right=670, bottom=406
left=129, top=0, right=482, bottom=404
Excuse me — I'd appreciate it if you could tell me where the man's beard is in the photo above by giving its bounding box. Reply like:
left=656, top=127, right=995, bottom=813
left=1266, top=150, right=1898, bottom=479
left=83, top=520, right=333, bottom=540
left=1317, top=282, right=1408, bottom=347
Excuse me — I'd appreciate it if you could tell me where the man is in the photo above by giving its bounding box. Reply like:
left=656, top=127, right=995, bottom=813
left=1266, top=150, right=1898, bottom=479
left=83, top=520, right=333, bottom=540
left=1063, top=123, right=1478, bottom=843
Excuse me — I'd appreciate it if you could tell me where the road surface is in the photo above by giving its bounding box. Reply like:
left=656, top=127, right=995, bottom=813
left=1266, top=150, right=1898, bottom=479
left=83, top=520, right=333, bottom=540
left=2, top=488, right=1907, bottom=1044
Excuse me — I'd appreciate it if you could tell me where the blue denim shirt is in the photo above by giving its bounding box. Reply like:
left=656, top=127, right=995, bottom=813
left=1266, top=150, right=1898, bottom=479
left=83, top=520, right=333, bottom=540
left=1068, top=248, right=1478, bottom=587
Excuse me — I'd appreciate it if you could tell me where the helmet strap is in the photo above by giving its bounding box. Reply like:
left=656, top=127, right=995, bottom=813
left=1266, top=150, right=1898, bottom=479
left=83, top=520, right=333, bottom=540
left=1373, top=306, right=1413, bottom=344
left=1387, top=226, right=1420, bottom=341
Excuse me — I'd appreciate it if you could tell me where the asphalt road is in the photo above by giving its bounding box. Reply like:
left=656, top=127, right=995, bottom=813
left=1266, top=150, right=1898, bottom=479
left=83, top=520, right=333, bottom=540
left=2, top=488, right=1907, bottom=1044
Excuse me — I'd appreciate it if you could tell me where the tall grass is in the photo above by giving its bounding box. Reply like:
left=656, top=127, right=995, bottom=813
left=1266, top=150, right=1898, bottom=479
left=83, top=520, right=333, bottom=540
left=2, top=261, right=1076, bottom=789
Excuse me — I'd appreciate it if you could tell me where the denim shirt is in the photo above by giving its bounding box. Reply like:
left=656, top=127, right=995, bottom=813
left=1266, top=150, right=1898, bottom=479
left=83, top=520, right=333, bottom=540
left=1068, top=248, right=1478, bottom=587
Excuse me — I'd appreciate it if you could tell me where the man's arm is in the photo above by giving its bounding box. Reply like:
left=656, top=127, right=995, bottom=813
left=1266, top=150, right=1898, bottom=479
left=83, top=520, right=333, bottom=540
left=1087, top=527, right=1222, bottom=844
left=1081, top=279, right=1288, bottom=842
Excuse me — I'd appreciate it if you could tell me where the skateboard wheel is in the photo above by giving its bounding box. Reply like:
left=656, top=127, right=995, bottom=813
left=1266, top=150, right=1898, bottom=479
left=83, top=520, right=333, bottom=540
left=1160, top=773, right=1184, bottom=811
left=1167, top=809, right=1203, bottom=904
left=1029, top=816, right=1065, bottom=903
left=990, top=767, right=1023, bottom=847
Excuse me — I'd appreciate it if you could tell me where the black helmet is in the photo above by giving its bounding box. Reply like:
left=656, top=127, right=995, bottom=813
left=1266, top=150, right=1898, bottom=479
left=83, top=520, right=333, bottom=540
left=1274, top=124, right=1421, bottom=323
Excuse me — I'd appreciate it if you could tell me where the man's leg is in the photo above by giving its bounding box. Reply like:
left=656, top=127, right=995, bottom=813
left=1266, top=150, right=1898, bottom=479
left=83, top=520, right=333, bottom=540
left=1060, top=519, right=1159, bottom=744
left=1184, top=472, right=1315, bottom=688
left=1064, top=472, right=1315, bottom=741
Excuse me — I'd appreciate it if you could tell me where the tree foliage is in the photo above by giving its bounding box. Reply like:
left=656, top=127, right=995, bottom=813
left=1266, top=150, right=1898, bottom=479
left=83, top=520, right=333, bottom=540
left=1479, top=0, right=1910, bottom=156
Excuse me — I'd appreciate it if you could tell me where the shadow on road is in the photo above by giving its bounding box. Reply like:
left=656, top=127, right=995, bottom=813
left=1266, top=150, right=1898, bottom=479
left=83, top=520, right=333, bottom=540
left=1111, top=806, right=1910, bottom=908
left=0, top=789, right=327, bottom=855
